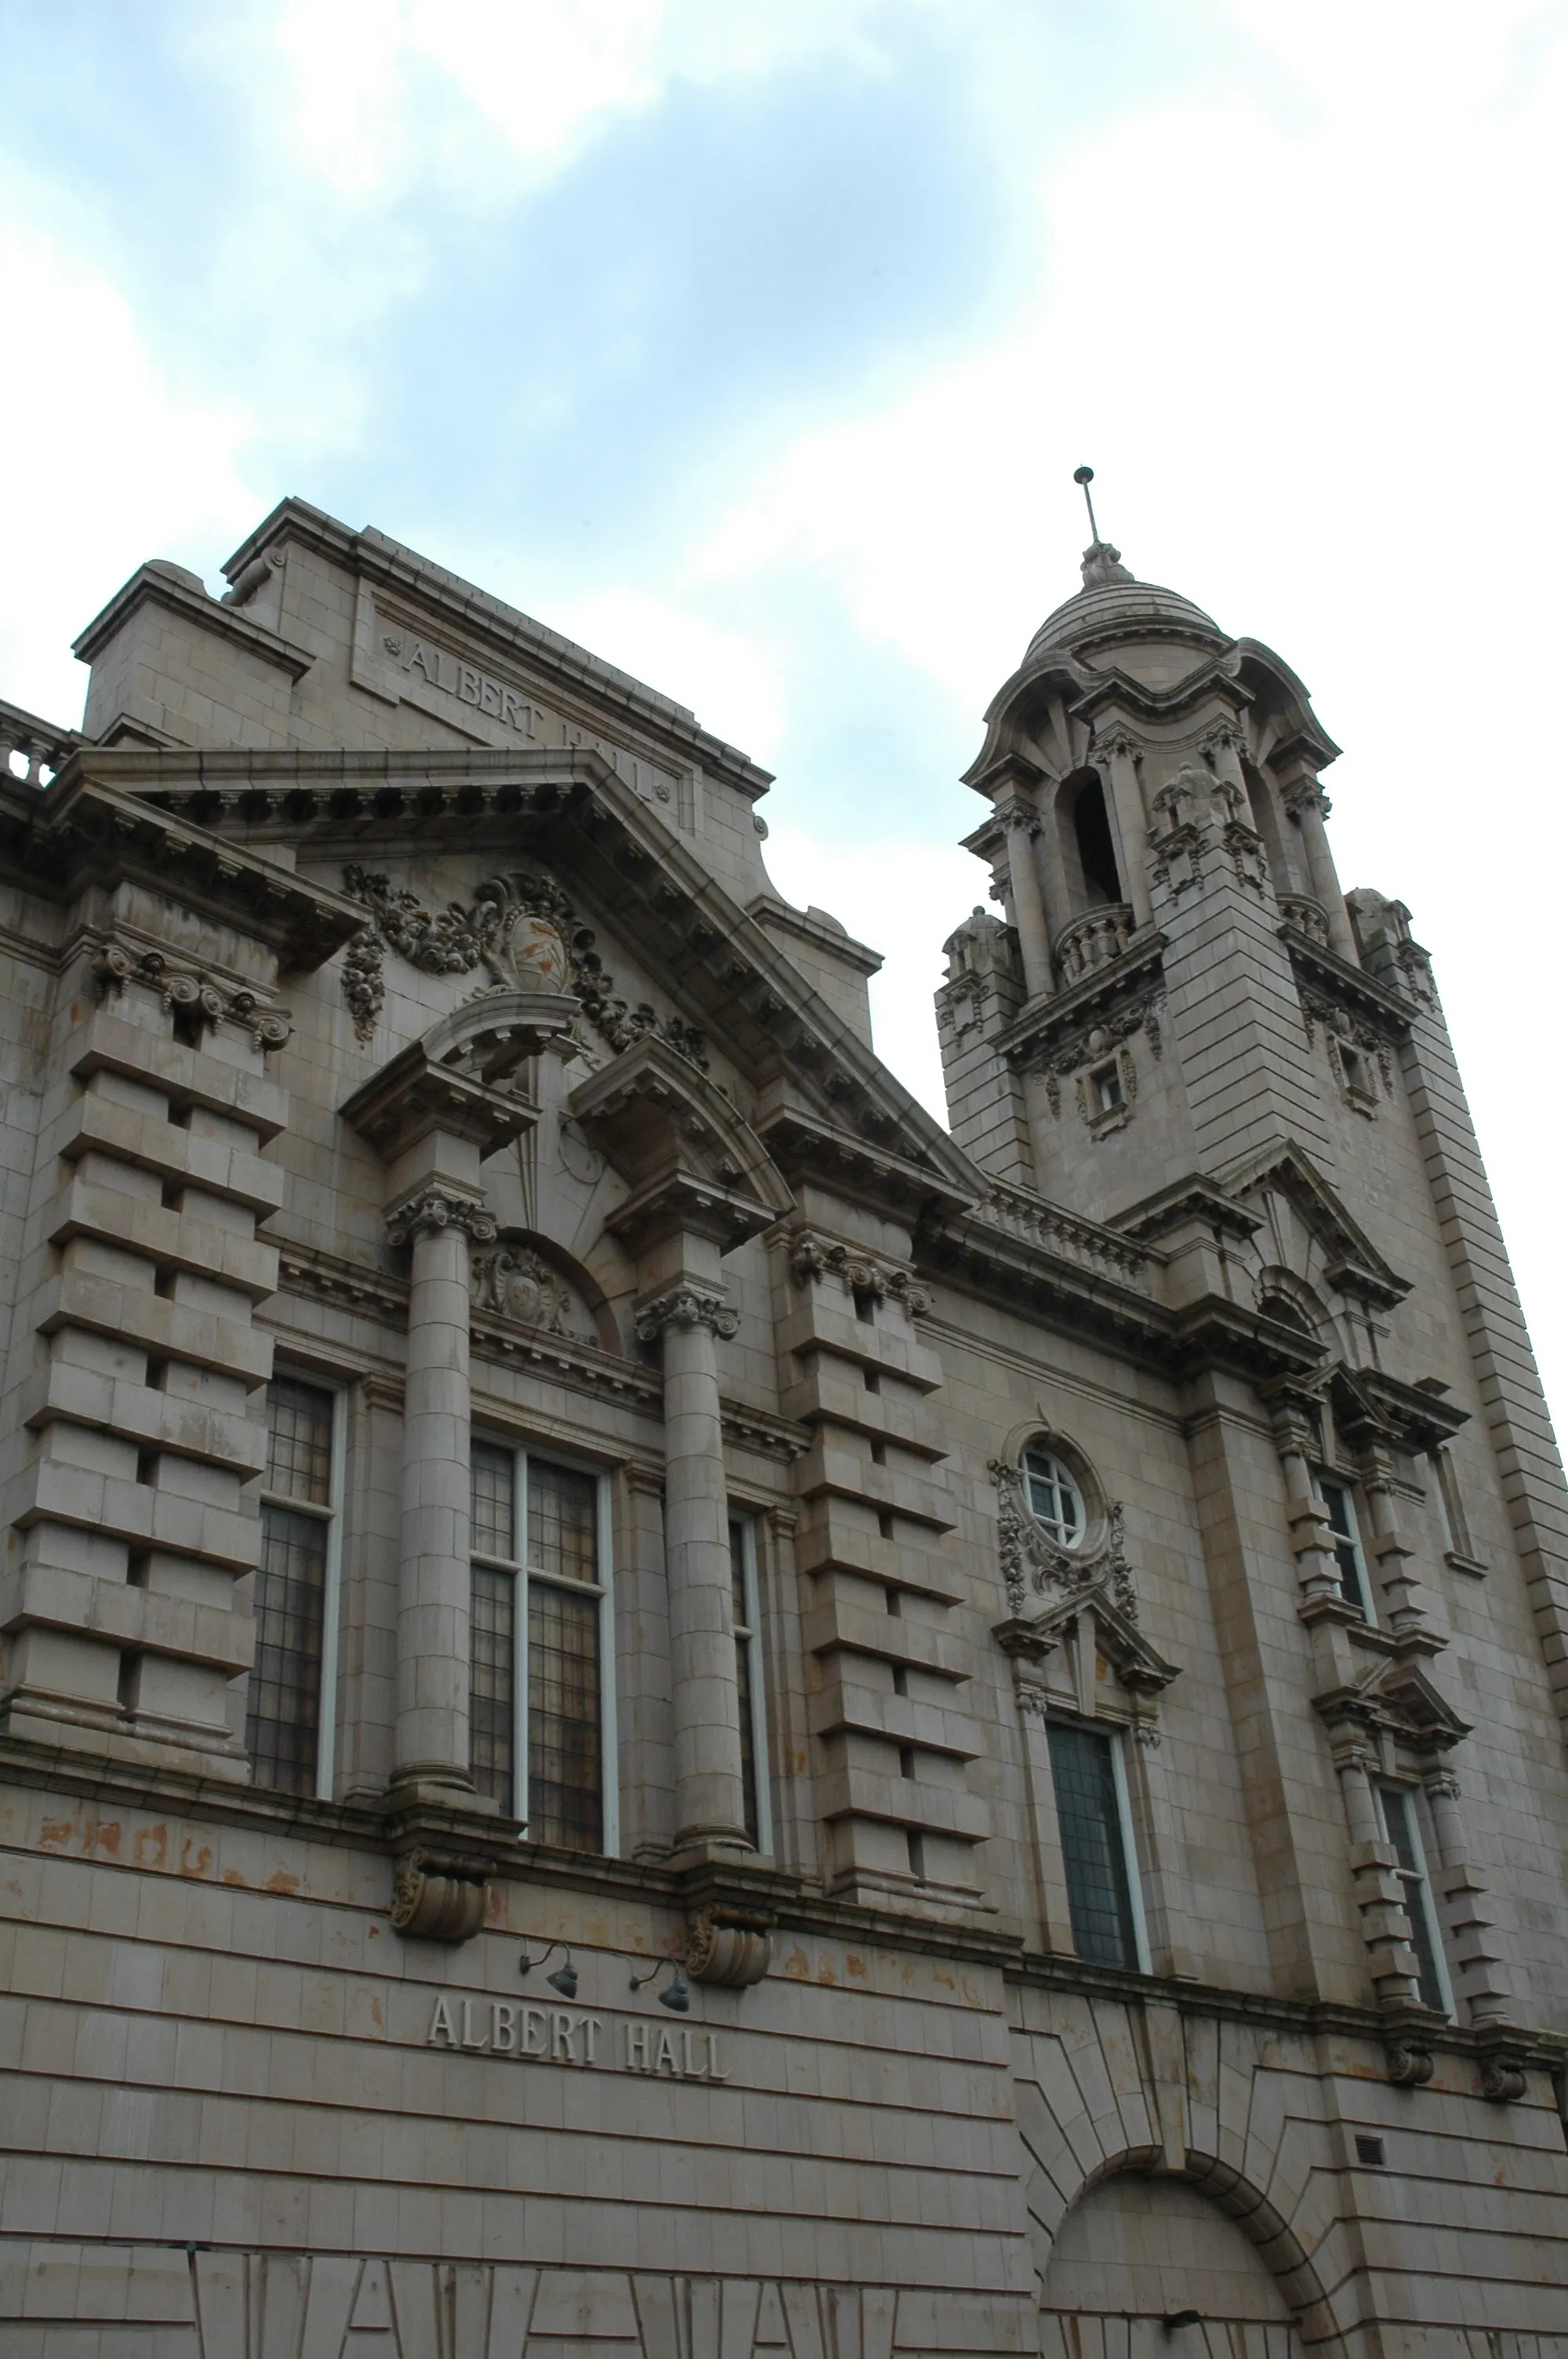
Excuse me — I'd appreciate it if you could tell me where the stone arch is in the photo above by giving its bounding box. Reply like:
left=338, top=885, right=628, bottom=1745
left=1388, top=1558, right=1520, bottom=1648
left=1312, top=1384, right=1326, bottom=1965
left=469, top=1226, right=620, bottom=1354
left=1037, top=2169, right=1307, bottom=2357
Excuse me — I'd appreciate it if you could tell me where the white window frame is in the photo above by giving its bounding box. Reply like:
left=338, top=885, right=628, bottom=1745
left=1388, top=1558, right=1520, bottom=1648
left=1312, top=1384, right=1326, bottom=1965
left=729, top=1512, right=773, bottom=1857
left=1374, top=1781, right=1453, bottom=2017
left=1316, top=1473, right=1375, bottom=1622
left=256, top=1371, right=347, bottom=1805
left=470, top=1439, right=619, bottom=1859
left=1021, top=1445, right=1087, bottom=1551
left=1047, top=1712, right=1151, bottom=1975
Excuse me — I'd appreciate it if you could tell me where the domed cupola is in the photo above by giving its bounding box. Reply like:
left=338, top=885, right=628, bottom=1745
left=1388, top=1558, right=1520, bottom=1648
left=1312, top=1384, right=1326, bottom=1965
left=1024, top=538, right=1230, bottom=675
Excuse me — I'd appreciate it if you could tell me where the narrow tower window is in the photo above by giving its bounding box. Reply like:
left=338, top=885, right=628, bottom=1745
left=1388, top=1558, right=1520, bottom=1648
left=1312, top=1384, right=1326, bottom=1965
left=1072, top=776, right=1123, bottom=907
left=728, top=1514, right=773, bottom=1852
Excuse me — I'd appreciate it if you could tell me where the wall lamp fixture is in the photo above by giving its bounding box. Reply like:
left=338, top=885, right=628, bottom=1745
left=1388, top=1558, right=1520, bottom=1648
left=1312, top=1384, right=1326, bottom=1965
left=518, top=1942, right=579, bottom=2001
left=629, top=1954, right=690, bottom=2013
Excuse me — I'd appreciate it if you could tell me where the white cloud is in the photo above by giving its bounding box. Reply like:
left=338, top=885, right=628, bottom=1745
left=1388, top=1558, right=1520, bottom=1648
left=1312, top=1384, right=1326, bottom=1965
left=545, top=586, right=786, bottom=757
left=0, top=216, right=260, bottom=727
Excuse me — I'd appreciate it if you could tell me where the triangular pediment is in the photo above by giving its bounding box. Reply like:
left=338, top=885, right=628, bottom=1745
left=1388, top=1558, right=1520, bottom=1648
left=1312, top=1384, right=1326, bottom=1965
left=1220, top=1136, right=1410, bottom=1311
left=998, top=1583, right=1179, bottom=1699
left=72, top=739, right=980, bottom=1218
left=1316, top=1654, right=1472, bottom=1754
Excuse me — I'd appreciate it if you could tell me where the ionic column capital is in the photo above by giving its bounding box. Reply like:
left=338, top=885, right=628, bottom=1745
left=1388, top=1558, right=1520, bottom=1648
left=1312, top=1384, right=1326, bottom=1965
left=635, top=1283, right=739, bottom=1344
left=386, top=1184, right=497, bottom=1252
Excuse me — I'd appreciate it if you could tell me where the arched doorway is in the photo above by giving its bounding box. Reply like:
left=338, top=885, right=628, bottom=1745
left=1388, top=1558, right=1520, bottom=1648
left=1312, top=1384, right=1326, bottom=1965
left=1038, top=2174, right=1306, bottom=2358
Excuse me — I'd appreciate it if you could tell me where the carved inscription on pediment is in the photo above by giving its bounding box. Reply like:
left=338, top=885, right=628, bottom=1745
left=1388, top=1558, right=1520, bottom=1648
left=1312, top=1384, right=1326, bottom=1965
left=364, top=615, right=674, bottom=802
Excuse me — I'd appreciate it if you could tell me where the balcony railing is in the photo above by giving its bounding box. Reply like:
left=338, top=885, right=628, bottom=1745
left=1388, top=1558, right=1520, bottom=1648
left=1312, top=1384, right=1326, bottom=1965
left=1053, top=903, right=1135, bottom=985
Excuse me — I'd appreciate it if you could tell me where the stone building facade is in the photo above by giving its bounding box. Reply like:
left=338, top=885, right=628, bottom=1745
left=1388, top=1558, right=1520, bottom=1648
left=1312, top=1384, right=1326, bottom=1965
left=2, top=501, right=1566, bottom=2356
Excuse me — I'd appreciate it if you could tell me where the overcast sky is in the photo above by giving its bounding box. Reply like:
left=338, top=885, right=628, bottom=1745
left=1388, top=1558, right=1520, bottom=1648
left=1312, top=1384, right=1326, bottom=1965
left=3, top=0, right=1566, bottom=1431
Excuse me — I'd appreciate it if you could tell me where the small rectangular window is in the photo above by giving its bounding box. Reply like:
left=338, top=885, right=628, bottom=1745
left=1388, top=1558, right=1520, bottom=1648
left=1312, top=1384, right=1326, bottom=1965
left=469, top=1441, right=614, bottom=1856
left=249, top=1375, right=343, bottom=1799
left=1319, top=1478, right=1372, bottom=1618
left=1094, top=1062, right=1123, bottom=1114
left=1376, top=1784, right=1450, bottom=2016
left=1047, top=1720, right=1145, bottom=1971
left=728, top=1514, right=772, bottom=1853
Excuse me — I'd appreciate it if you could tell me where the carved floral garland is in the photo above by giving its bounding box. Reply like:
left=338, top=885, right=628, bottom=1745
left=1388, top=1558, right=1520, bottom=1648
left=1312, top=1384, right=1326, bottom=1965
left=989, top=1459, right=1138, bottom=1622
left=341, top=864, right=707, bottom=1070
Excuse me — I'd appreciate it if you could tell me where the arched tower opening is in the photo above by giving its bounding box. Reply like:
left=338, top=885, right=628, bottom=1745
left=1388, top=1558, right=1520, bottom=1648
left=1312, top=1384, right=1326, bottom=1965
left=1058, top=768, right=1124, bottom=914
left=1243, top=759, right=1299, bottom=900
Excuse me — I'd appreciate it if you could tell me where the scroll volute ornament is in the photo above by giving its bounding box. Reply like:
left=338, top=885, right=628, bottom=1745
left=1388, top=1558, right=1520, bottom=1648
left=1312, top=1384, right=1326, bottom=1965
left=390, top=1848, right=488, bottom=1943
left=684, top=1903, right=771, bottom=1987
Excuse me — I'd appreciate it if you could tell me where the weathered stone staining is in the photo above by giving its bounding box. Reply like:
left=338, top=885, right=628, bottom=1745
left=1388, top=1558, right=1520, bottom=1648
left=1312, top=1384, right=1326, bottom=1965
left=1, top=496, right=1566, bottom=2354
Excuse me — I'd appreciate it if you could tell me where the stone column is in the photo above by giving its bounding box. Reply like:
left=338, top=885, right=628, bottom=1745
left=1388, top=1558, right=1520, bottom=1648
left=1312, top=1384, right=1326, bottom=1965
left=1099, top=736, right=1153, bottom=929
left=635, top=1281, right=753, bottom=1854
left=386, top=1181, right=496, bottom=1794
left=1282, top=777, right=1359, bottom=963
left=997, top=797, right=1054, bottom=1001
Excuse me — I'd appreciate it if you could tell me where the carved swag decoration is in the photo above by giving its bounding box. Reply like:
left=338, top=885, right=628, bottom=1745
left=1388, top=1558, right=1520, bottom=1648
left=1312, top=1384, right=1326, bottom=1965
left=341, top=865, right=707, bottom=1070
left=989, top=1459, right=1138, bottom=1622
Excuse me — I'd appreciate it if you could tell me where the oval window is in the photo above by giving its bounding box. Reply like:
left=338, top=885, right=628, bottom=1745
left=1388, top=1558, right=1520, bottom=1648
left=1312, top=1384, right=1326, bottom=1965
left=1022, top=1445, right=1085, bottom=1548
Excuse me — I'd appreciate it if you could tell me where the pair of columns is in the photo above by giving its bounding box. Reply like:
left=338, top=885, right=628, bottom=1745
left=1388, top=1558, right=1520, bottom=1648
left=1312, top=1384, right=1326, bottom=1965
left=387, top=1172, right=753, bottom=1855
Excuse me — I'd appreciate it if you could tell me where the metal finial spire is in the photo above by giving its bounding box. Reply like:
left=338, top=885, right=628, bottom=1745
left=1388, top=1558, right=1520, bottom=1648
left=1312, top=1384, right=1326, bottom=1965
left=1073, top=463, right=1101, bottom=545
left=1072, top=463, right=1133, bottom=589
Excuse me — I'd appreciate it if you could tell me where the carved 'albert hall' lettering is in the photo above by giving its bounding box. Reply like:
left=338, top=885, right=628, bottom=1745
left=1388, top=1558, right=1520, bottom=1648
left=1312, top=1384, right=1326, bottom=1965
left=426, top=1995, right=730, bottom=2081
left=397, top=638, right=535, bottom=734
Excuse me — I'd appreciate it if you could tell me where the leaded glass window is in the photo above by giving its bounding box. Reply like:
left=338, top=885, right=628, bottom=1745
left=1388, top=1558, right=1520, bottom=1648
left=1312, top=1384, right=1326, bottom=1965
left=1047, top=1720, right=1142, bottom=1970
left=1022, top=1447, right=1085, bottom=1549
left=469, top=1441, right=613, bottom=1854
left=1377, top=1784, right=1450, bottom=2015
left=248, top=1376, right=340, bottom=1797
left=1319, top=1478, right=1372, bottom=1618
left=728, top=1515, right=771, bottom=1852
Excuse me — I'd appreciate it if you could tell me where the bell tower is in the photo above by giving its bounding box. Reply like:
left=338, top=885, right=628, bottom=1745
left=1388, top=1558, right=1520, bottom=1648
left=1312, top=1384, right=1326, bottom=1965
left=937, top=478, right=1568, bottom=1761
left=938, top=486, right=1363, bottom=1216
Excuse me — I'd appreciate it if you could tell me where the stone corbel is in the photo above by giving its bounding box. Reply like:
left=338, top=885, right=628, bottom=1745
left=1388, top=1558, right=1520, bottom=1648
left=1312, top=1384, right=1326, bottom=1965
left=389, top=1847, right=489, bottom=1944
left=1475, top=2033, right=1530, bottom=2105
left=684, top=1902, right=773, bottom=1988
left=1383, top=2029, right=1436, bottom=2088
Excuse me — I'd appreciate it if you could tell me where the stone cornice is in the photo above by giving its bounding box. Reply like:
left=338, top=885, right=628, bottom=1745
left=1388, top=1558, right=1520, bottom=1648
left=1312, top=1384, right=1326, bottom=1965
left=0, top=772, right=365, bottom=969
left=1282, top=929, right=1415, bottom=1038
left=996, top=931, right=1167, bottom=1068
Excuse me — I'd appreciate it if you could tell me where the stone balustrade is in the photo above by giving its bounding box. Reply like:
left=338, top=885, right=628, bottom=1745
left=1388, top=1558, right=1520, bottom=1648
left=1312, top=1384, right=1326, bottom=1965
left=1279, top=891, right=1330, bottom=945
left=1053, top=902, right=1134, bottom=984
left=0, top=695, right=78, bottom=787
left=973, top=1179, right=1152, bottom=1287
